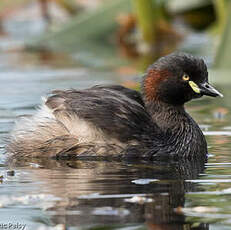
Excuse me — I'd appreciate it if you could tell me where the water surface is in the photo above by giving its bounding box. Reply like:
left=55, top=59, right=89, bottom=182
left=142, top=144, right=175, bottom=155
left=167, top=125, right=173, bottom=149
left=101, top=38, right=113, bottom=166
left=1, top=12, right=231, bottom=230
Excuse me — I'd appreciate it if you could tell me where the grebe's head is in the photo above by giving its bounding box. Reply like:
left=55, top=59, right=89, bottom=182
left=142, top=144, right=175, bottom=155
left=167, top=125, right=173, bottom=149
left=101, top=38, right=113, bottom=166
left=143, top=53, right=223, bottom=105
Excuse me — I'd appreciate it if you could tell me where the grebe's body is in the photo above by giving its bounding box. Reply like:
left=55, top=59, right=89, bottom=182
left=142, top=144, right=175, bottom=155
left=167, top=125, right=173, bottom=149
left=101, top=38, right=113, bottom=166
left=6, top=53, right=222, bottom=160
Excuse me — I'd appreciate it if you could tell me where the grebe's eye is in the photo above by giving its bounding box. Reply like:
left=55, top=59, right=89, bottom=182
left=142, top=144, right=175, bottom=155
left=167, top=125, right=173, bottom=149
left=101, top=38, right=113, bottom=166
left=182, top=74, right=190, bottom=81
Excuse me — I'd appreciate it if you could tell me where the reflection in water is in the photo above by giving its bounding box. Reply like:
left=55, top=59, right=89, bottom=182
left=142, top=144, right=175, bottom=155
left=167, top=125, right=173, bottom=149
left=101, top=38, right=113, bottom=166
left=8, top=158, right=208, bottom=229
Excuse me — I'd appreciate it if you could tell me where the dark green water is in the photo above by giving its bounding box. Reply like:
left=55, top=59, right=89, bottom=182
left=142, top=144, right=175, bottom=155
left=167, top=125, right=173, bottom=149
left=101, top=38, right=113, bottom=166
left=1, top=14, right=231, bottom=230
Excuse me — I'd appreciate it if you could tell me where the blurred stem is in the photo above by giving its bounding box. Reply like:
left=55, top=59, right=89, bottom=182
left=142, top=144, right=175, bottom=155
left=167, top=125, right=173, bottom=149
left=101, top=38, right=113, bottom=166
left=213, top=0, right=227, bottom=34
left=214, top=0, right=231, bottom=69
left=132, top=0, right=157, bottom=46
left=39, top=0, right=51, bottom=23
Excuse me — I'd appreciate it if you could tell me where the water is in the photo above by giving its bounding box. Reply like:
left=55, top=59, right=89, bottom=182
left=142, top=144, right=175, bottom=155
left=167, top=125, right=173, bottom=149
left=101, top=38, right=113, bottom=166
left=1, top=9, right=231, bottom=230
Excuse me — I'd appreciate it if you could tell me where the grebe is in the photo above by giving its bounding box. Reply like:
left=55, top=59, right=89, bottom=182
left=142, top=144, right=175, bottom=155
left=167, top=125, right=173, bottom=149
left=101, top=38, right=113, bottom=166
left=6, top=53, right=223, bottom=160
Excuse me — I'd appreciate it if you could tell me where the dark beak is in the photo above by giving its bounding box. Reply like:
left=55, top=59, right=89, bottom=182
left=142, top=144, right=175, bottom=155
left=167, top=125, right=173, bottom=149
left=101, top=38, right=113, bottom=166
left=199, top=82, right=223, bottom=97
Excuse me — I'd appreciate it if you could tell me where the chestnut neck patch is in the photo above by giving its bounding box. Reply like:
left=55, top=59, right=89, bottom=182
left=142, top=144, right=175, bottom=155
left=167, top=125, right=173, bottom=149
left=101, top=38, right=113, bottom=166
left=143, top=69, right=171, bottom=102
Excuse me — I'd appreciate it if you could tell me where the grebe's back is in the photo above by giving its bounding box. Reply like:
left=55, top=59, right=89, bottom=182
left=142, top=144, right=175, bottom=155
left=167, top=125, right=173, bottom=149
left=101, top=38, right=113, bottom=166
left=7, top=85, right=156, bottom=159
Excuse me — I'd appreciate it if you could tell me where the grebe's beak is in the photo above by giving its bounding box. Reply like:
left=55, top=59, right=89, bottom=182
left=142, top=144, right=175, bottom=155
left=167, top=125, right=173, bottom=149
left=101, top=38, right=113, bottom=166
left=189, top=81, right=223, bottom=98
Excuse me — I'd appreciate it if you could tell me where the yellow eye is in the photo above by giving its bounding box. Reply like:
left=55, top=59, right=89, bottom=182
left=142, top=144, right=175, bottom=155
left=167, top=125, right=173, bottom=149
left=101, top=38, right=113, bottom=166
left=182, top=74, right=190, bottom=81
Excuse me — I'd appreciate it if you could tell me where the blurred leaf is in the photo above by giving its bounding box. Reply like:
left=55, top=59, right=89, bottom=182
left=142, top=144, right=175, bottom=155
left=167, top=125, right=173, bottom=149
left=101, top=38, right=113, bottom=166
left=55, top=0, right=78, bottom=15
left=29, top=0, right=131, bottom=53
left=167, top=0, right=211, bottom=13
left=0, top=0, right=30, bottom=16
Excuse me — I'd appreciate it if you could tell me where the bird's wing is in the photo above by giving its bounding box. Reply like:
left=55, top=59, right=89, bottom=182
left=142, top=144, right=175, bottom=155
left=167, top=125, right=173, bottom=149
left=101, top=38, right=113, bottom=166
left=45, top=85, right=157, bottom=143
